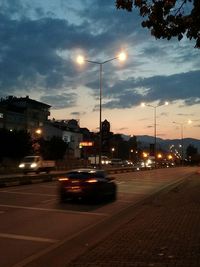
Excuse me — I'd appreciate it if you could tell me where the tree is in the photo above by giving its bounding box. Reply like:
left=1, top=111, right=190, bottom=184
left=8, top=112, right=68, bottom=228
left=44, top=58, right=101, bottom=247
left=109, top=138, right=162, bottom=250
left=39, top=136, right=67, bottom=160
left=186, top=144, right=198, bottom=164
left=116, top=0, right=200, bottom=48
left=0, top=129, right=32, bottom=161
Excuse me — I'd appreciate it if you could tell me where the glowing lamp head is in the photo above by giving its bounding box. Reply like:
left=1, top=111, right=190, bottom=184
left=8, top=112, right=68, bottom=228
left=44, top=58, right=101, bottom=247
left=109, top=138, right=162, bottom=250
left=118, top=52, right=127, bottom=61
left=77, top=55, right=85, bottom=65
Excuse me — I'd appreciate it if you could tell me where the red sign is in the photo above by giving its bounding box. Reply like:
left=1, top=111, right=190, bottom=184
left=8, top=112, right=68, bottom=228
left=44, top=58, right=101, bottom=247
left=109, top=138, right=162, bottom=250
left=79, top=141, right=94, bottom=147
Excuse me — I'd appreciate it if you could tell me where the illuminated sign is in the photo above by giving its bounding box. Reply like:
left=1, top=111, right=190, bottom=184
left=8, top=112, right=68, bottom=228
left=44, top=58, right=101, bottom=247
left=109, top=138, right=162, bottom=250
left=79, top=141, right=94, bottom=148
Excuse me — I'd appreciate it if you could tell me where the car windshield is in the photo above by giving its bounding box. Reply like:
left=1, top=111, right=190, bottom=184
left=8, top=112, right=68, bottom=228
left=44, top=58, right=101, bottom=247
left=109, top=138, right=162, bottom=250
left=23, top=157, right=36, bottom=163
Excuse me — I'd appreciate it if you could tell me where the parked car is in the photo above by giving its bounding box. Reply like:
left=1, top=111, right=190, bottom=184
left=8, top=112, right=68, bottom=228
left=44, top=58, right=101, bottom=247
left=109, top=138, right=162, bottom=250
left=58, top=168, right=117, bottom=203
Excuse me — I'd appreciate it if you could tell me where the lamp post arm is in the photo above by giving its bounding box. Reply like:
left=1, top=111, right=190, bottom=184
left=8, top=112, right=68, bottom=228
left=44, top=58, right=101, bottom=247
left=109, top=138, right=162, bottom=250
left=85, top=60, right=101, bottom=65
left=102, top=57, right=118, bottom=64
left=85, top=57, right=117, bottom=65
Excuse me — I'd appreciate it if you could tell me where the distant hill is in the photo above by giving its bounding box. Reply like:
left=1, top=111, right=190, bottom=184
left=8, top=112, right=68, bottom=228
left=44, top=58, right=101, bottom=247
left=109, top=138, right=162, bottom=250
left=136, top=135, right=200, bottom=152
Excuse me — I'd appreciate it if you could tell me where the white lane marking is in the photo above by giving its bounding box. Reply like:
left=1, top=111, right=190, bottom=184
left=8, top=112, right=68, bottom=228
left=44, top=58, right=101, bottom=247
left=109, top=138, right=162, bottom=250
left=0, top=190, right=56, bottom=197
left=0, top=204, right=109, bottom=216
left=0, top=233, right=58, bottom=243
left=40, top=199, right=57, bottom=204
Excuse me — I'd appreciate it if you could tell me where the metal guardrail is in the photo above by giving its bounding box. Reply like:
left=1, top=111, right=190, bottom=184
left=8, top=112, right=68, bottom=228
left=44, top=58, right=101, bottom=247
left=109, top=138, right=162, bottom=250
left=0, top=167, right=140, bottom=188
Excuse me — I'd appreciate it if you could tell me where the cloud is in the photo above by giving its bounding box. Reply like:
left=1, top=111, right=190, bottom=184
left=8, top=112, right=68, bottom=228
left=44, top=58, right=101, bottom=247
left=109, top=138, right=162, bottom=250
left=101, top=70, right=200, bottom=109
left=0, top=0, right=142, bottom=98
left=40, top=93, right=77, bottom=109
left=176, top=113, right=195, bottom=117
left=70, top=111, right=86, bottom=116
left=0, top=0, right=199, bottom=118
left=0, top=13, right=83, bottom=94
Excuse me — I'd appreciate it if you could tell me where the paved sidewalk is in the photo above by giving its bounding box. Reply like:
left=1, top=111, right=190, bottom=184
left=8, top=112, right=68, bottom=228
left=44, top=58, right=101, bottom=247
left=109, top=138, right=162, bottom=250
left=66, top=173, right=200, bottom=267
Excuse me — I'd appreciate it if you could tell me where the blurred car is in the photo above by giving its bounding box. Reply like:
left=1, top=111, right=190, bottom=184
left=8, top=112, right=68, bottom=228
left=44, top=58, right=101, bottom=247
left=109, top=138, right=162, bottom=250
left=58, top=168, right=117, bottom=202
left=122, top=160, right=133, bottom=167
left=110, top=158, right=123, bottom=166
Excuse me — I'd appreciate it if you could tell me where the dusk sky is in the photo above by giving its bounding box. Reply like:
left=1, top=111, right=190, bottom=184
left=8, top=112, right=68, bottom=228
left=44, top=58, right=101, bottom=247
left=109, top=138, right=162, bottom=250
left=1, top=0, right=200, bottom=139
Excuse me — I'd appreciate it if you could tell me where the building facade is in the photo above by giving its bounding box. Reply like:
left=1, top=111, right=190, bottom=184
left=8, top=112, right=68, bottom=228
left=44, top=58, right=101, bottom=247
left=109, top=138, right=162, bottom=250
left=0, top=96, right=50, bottom=136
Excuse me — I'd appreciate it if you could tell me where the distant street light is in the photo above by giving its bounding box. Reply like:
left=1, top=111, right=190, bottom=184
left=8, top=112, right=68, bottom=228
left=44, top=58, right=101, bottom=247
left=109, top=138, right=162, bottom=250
left=173, top=120, right=192, bottom=165
left=77, top=51, right=127, bottom=168
left=35, top=128, right=42, bottom=135
left=141, top=101, right=169, bottom=168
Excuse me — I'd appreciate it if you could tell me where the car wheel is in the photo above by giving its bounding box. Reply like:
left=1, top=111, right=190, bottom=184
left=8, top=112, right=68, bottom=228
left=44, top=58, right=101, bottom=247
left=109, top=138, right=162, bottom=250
left=110, top=190, right=117, bottom=201
left=59, top=193, right=67, bottom=203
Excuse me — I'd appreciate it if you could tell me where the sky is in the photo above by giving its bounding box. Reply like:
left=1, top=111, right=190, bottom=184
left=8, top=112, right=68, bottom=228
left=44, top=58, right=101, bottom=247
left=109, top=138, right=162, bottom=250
left=0, top=0, right=200, bottom=140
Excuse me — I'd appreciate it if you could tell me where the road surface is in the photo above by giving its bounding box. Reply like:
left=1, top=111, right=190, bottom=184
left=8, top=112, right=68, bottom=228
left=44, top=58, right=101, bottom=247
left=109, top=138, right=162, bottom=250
left=0, top=167, right=198, bottom=267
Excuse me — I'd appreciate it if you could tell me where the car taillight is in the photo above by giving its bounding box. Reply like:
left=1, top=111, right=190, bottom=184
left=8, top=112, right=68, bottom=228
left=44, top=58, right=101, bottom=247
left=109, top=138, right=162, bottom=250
left=86, top=178, right=98, bottom=183
left=58, top=177, right=69, bottom=181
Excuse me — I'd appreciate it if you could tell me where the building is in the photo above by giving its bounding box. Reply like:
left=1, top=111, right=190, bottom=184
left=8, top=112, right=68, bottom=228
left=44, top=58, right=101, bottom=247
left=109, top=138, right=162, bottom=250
left=43, top=119, right=83, bottom=159
left=0, top=96, right=50, bottom=136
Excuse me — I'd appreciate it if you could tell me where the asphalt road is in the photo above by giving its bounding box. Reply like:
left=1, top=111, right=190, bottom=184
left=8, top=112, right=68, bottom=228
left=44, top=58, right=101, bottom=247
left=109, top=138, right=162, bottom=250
left=0, top=167, right=198, bottom=267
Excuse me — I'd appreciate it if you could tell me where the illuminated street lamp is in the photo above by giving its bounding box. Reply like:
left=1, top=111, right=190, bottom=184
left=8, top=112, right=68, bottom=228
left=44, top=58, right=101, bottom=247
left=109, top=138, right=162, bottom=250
left=173, top=120, right=192, bottom=165
left=141, top=101, right=168, bottom=168
left=77, top=51, right=127, bottom=168
left=35, top=128, right=42, bottom=135
left=143, top=152, right=148, bottom=158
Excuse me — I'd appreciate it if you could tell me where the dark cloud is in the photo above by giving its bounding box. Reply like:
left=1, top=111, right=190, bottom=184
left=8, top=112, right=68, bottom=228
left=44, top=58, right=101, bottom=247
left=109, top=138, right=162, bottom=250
left=176, top=113, right=195, bottom=117
left=0, top=0, right=142, bottom=98
left=40, top=93, right=77, bottom=109
left=0, top=13, right=86, bottom=94
left=0, top=0, right=199, bottom=116
left=70, top=111, right=86, bottom=116
left=101, top=70, right=200, bottom=109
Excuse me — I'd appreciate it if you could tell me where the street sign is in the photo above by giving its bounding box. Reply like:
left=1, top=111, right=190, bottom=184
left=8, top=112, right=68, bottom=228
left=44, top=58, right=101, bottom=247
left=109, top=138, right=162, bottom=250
left=79, top=141, right=94, bottom=148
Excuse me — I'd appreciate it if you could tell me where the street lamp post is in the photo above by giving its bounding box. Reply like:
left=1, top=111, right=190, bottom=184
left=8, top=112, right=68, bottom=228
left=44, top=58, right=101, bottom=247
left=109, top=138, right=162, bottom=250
left=173, top=120, right=192, bottom=166
left=141, top=102, right=168, bottom=168
left=111, top=147, right=115, bottom=159
left=77, top=52, right=126, bottom=168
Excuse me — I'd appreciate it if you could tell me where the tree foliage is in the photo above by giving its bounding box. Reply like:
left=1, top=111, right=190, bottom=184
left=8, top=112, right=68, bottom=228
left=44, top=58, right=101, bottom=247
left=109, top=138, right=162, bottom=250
left=38, top=136, right=67, bottom=160
left=186, top=144, right=199, bottom=164
left=0, top=129, right=32, bottom=161
left=116, top=0, right=200, bottom=48
left=186, top=144, right=198, bottom=157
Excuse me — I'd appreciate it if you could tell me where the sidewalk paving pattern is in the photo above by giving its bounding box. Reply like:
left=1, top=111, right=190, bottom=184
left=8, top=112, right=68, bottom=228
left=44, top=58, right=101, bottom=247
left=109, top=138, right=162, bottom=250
left=66, top=173, right=200, bottom=267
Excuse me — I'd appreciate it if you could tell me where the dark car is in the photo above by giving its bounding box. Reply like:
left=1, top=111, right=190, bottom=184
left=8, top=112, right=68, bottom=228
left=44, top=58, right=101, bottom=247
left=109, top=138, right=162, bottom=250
left=58, top=168, right=117, bottom=203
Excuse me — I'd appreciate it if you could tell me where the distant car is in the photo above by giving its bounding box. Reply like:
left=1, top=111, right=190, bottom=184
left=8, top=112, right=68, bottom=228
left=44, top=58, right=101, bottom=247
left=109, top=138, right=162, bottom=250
left=58, top=168, right=117, bottom=203
left=110, top=158, right=123, bottom=166
left=122, top=160, right=133, bottom=167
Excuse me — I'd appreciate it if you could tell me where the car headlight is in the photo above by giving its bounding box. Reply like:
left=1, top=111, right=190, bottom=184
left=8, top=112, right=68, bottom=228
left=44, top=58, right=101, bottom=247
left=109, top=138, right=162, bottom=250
left=19, top=163, right=25, bottom=168
left=30, top=163, right=37, bottom=168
